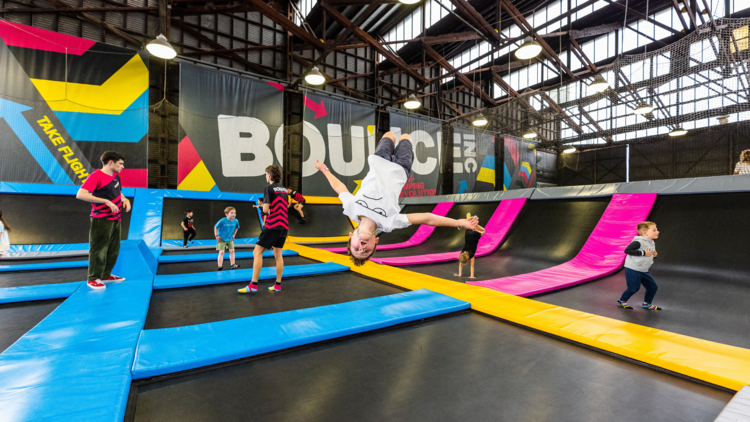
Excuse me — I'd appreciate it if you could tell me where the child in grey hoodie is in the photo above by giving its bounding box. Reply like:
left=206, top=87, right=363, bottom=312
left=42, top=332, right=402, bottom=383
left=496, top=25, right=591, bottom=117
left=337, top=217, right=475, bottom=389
left=618, top=221, right=662, bottom=310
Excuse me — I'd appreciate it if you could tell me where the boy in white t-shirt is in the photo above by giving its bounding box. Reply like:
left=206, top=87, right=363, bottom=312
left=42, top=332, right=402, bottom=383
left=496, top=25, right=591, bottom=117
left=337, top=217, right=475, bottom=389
left=313, top=132, right=478, bottom=266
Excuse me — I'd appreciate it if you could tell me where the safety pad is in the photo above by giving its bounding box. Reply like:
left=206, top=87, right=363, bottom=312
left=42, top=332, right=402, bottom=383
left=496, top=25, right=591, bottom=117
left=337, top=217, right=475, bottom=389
left=2, top=250, right=88, bottom=260
left=401, top=188, right=533, bottom=204
left=0, top=259, right=88, bottom=272
left=372, top=198, right=526, bottom=266
left=8, top=243, right=89, bottom=253
left=0, top=181, right=136, bottom=197
left=286, top=243, right=750, bottom=392
left=322, top=202, right=455, bottom=253
left=715, top=386, right=750, bottom=422
left=469, top=194, right=656, bottom=296
left=531, top=183, right=619, bottom=199
left=131, top=288, right=469, bottom=379
left=157, top=249, right=298, bottom=263
left=153, top=262, right=349, bottom=289
left=286, top=236, right=349, bottom=244
left=0, top=240, right=155, bottom=422
left=163, top=189, right=259, bottom=202
left=127, top=189, right=164, bottom=248
left=616, top=174, right=750, bottom=196
left=160, top=238, right=258, bottom=248
left=0, top=281, right=82, bottom=304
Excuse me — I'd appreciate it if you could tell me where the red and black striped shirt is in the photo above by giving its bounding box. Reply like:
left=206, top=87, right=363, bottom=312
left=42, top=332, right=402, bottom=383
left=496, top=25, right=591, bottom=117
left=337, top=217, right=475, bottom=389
left=290, top=190, right=305, bottom=203
left=81, top=170, right=123, bottom=221
left=263, top=183, right=289, bottom=230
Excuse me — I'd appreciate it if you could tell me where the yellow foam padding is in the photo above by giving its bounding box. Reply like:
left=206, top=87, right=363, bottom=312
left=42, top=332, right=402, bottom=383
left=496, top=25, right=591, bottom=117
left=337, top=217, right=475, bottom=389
left=285, top=243, right=750, bottom=391
left=286, top=236, right=349, bottom=244
left=177, top=161, right=216, bottom=191
left=303, top=196, right=342, bottom=205
left=31, top=54, right=149, bottom=115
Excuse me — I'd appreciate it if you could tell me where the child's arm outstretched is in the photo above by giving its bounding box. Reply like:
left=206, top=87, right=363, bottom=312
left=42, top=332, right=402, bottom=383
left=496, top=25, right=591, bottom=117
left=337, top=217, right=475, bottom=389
left=407, top=213, right=479, bottom=230
left=469, top=258, right=475, bottom=279
left=313, top=160, right=349, bottom=195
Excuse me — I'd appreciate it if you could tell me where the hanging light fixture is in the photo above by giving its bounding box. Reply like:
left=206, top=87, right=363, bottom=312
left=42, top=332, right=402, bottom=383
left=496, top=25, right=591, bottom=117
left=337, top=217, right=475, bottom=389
left=404, top=94, right=421, bottom=109
left=515, top=37, right=542, bottom=60
left=305, top=66, right=325, bottom=85
left=472, top=113, right=488, bottom=126
left=669, top=127, right=688, bottom=137
left=146, top=34, right=177, bottom=59
left=398, top=0, right=420, bottom=4
left=587, top=74, right=609, bottom=94
left=563, top=146, right=577, bottom=154
left=633, top=102, right=655, bottom=115
left=522, top=129, right=537, bottom=139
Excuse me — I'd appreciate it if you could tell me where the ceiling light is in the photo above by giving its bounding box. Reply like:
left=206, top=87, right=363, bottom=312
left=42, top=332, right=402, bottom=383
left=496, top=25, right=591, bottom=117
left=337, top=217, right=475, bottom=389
left=515, top=37, right=542, bottom=60
left=304, top=66, right=325, bottom=85
left=588, top=74, right=609, bottom=94
left=633, top=102, right=655, bottom=115
left=522, top=129, right=537, bottom=139
left=146, top=34, right=176, bottom=59
left=563, top=146, right=577, bottom=154
left=399, top=0, right=421, bottom=4
left=472, top=113, right=488, bottom=126
left=669, top=127, right=688, bottom=137
left=404, top=94, right=421, bottom=109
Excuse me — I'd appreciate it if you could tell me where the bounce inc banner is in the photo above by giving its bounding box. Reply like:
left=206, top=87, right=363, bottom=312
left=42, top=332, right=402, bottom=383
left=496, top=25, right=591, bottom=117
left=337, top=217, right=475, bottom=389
left=388, top=109, right=443, bottom=198
left=0, top=21, right=149, bottom=187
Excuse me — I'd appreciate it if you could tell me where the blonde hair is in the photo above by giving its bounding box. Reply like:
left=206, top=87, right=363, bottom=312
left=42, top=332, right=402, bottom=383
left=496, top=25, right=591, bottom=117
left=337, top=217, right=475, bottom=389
left=458, top=251, right=470, bottom=265
left=637, top=221, right=655, bottom=235
left=224, top=206, right=236, bottom=214
left=741, top=150, right=750, bottom=163
left=346, top=236, right=377, bottom=267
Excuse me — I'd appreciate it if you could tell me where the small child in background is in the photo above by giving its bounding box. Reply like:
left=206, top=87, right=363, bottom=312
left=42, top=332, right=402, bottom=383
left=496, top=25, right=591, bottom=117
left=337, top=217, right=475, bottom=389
left=181, top=209, right=197, bottom=248
left=0, top=209, right=11, bottom=258
left=618, top=221, right=662, bottom=310
left=214, top=207, right=241, bottom=271
left=287, top=188, right=306, bottom=224
left=455, top=222, right=485, bottom=279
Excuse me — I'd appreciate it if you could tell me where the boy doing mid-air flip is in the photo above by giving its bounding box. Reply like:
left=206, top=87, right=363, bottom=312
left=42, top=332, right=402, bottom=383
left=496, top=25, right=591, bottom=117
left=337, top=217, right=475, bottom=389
left=314, top=132, right=478, bottom=266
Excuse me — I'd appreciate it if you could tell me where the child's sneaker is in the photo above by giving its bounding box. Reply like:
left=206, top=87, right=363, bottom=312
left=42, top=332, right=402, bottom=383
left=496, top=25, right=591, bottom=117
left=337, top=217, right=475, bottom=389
left=231, top=264, right=241, bottom=270
left=642, top=303, right=662, bottom=310
left=184, top=245, right=188, bottom=248
left=617, top=299, right=633, bottom=309
left=101, top=275, right=126, bottom=282
left=238, top=284, right=258, bottom=294
left=268, top=284, right=281, bottom=292
left=87, top=280, right=106, bottom=290
left=218, top=267, right=223, bottom=271
left=189, top=240, right=194, bottom=244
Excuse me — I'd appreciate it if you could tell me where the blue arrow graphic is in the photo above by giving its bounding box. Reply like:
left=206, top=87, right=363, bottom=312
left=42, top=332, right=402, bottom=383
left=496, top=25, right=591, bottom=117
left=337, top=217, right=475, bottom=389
left=0, top=99, right=72, bottom=184
left=458, top=180, right=468, bottom=194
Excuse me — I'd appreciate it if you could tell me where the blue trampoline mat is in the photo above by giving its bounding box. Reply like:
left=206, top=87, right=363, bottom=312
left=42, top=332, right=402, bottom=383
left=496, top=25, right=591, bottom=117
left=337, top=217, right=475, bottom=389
left=157, top=249, right=298, bottom=263
left=0, top=260, right=88, bottom=272
left=0, top=281, right=83, bottom=304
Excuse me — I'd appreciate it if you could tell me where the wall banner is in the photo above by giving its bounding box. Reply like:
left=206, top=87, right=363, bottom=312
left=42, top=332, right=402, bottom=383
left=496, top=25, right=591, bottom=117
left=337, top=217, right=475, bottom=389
left=178, top=62, right=284, bottom=193
left=503, top=136, right=537, bottom=190
left=0, top=21, right=148, bottom=187
left=301, top=93, right=377, bottom=196
left=388, top=109, right=442, bottom=198
left=452, top=125, right=497, bottom=193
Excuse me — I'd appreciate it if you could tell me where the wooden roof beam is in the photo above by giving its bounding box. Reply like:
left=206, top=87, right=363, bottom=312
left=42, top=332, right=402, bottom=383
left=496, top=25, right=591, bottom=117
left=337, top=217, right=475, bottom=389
left=423, top=44, right=495, bottom=106
left=447, top=0, right=501, bottom=46
left=246, top=0, right=324, bottom=50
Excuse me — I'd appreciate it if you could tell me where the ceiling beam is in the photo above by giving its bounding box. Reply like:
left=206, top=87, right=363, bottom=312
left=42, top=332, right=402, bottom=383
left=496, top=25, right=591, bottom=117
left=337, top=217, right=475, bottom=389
left=43, top=0, right=143, bottom=48
left=539, top=92, right=582, bottom=134
left=246, top=0, right=324, bottom=49
left=670, top=0, right=691, bottom=31
left=0, top=6, right=156, bottom=12
left=180, top=45, right=286, bottom=56
left=447, top=0, right=501, bottom=46
left=423, top=44, right=495, bottom=106
left=569, top=22, right=622, bottom=39
left=602, top=0, right=682, bottom=35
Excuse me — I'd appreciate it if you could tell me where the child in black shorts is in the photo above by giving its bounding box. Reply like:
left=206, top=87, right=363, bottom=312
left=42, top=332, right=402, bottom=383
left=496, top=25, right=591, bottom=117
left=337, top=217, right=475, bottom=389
left=455, top=222, right=485, bottom=279
left=287, top=188, right=306, bottom=224
left=181, top=209, right=197, bottom=248
left=239, top=165, right=288, bottom=293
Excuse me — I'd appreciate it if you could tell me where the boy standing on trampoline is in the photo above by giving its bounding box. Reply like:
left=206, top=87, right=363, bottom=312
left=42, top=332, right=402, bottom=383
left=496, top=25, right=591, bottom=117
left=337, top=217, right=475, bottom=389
left=239, top=165, right=288, bottom=293
left=181, top=209, right=197, bottom=248
left=618, top=221, right=662, bottom=310
left=314, top=131, right=478, bottom=266
left=214, top=207, right=240, bottom=271
left=76, top=151, right=131, bottom=290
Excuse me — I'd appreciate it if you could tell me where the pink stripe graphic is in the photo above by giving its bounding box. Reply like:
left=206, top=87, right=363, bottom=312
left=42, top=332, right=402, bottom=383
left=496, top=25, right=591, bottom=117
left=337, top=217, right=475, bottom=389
left=0, top=21, right=96, bottom=55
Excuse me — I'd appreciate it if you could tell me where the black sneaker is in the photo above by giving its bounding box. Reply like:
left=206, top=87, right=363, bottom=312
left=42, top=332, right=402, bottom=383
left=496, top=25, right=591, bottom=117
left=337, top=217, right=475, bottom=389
left=218, top=267, right=223, bottom=271
left=231, top=264, right=241, bottom=270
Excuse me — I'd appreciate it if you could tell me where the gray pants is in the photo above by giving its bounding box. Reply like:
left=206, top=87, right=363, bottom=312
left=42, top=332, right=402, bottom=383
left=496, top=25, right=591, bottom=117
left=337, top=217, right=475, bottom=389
left=374, top=135, right=414, bottom=178
left=88, top=218, right=121, bottom=281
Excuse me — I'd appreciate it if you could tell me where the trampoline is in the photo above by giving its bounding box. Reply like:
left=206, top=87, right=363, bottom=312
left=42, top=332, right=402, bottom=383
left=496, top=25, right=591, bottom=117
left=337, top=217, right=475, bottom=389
left=161, top=197, right=262, bottom=242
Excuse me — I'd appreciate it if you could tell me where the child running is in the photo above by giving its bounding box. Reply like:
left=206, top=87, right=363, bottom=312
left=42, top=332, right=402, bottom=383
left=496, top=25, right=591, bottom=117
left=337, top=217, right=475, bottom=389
left=239, top=165, right=287, bottom=293
left=618, top=221, right=662, bottom=310
left=0, top=209, right=11, bottom=258
left=314, top=131, right=478, bottom=266
left=287, top=188, right=306, bottom=224
left=214, top=207, right=240, bottom=271
left=181, top=209, right=197, bottom=248
left=455, top=223, right=486, bottom=279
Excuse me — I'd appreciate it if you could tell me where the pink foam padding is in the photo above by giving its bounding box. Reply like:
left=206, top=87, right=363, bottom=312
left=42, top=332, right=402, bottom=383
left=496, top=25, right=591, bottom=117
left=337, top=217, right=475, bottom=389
left=468, top=193, right=657, bottom=296
left=320, top=202, right=455, bottom=253
left=371, top=198, right=527, bottom=266
left=0, top=21, right=96, bottom=55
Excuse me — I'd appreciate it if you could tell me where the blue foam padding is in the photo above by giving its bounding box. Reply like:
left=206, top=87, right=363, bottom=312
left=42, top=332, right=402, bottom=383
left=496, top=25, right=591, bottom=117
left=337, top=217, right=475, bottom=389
left=9, top=243, right=89, bottom=253
left=160, top=237, right=258, bottom=248
left=127, top=189, right=164, bottom=248
left=0, top=260, right=88, bottom=272
left=150, top=248, right=163, bottom=260
left=163, top=189, right=259, bottom=202
left=0, top=240, right=155, bottom=421
left=157, top=249, right=298, bottom=263
left=153, top=262, right=348, bottom=289
left=0, top=181, right=135, bottom=197
left=132, top=289, right=469, bottom=379
left=0, top=282, right=83, bottom=304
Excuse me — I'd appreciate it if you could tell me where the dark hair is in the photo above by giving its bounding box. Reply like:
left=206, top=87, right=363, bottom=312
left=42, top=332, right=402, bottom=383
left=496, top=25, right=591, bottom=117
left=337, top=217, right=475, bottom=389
left=185, top=209, right=193, bottom=214
left=346, top=236, right=377, bottom=266
left=0, top=209, right=11, bottom=233
left=265, top=165, right=282, bottom=183
left=101, top=151, right=125, bottom=165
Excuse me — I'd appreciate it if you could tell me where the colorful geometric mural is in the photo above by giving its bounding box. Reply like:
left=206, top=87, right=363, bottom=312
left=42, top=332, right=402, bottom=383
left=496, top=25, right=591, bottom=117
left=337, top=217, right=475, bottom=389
left=177, top=135, right=217, bottom=192
left=503, top=136, right=537, bottom=190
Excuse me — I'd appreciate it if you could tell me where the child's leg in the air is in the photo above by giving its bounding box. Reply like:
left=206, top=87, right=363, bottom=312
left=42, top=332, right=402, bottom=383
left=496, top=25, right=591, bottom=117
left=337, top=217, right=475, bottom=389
left=393, top=134, right=415, bottom=177
left=373, top=132, right=396, bottom=162
left=296, top=203, right=305, bottom=218
left=618, top=268, right=641, bottom=308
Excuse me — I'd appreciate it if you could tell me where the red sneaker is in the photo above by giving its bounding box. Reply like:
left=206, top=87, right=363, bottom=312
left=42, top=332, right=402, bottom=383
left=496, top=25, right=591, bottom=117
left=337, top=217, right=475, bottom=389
left=101, top=275, right=126, bottom=283
left=268, top=284, right=281, bottom=292
left=87, top=280, right=106, bottom=290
